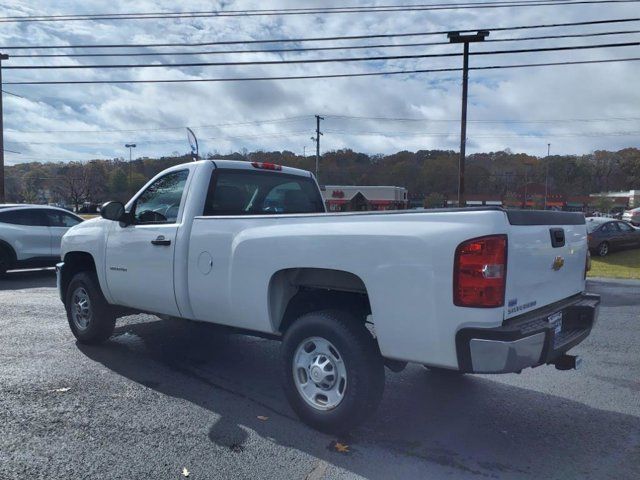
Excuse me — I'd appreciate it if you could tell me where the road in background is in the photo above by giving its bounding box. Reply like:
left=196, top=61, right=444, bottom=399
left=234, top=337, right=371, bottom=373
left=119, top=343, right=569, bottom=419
left=1, top=272, right=638, bottom=479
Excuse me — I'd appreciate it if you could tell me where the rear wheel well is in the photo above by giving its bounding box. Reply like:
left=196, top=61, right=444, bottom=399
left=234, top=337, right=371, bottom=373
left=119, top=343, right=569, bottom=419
left=61, top=252, right=97, bottom=300
left=270, top=268, right=372, bottom=334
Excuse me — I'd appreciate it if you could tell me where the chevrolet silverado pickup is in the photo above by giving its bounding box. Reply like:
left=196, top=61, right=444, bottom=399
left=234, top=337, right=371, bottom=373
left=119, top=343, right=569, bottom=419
left=57, top=159, right=600, bottom=433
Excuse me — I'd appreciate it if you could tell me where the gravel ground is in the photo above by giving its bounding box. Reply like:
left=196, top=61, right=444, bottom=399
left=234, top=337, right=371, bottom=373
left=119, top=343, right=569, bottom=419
left=1, top=270, right=638, bottom=479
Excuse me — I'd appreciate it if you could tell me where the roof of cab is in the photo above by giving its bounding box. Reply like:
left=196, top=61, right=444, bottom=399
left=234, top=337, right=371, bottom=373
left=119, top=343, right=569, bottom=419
left=208, top=159, right=313, bottom=178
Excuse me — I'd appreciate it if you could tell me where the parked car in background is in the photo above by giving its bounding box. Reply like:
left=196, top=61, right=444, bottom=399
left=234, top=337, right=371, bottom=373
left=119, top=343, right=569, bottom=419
left=622, top=207, right=640, bottom=226
left=587, top=217, right=640, bottom=256
left=0, top=205, right=83, bottom=274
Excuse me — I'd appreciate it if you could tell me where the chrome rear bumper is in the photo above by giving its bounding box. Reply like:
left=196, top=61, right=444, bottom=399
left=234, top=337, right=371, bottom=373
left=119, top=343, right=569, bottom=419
left=456, top=292, right=600, bottom=373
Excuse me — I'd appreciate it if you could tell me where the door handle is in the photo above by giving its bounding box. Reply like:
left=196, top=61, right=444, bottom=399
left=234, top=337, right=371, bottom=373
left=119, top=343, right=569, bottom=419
left=151, top=235, right=171, bottom=246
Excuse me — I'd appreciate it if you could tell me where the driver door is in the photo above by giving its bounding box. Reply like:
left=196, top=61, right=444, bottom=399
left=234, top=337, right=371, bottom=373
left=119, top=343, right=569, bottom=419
left=105, top=169, right=189, bottom=316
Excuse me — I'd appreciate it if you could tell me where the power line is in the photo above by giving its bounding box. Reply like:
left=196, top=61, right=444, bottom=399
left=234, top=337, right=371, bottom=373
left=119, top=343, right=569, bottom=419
left=2, top=17, right=638, bottom=49
left=7, top=115, right=637, bottom=137
left=325, top=129, right=640, bottom=137
left=0, top=0, right=606, bottom=21
left=324, top=114, right=640, bottom=123
left=0, top=0, right=637, bottom=23
left=5, top=116, right=313, bottom=134
left=9, top=30, right=640, bottom=59
left=5, top=41, right=639, bottom=69
left=6, top=56, right=640, bottom=85
left=1, top=89, right=24, bottom=98
left=6, top=130, right=315, bottom=146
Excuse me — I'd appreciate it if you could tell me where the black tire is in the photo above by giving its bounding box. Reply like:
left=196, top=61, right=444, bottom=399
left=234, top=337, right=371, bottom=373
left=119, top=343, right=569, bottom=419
left=597, top=241, right=609, bottom=257
left=65, top=271, right=116, bottom=344
left=281, top=309, right=385, bottom=434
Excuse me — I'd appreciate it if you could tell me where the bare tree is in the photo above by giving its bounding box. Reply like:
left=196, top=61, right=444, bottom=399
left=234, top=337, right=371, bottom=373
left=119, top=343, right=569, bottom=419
left=56, top=163, right=89, bottom=212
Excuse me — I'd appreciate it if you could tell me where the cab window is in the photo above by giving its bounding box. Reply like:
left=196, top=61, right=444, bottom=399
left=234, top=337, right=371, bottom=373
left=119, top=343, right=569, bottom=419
left=203, top=170, right=324, bottom=216
left=132, top=170, right=189, bottom=224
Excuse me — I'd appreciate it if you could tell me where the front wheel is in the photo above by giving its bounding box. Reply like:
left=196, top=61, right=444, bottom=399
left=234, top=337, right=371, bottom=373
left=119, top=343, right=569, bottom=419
left=65, top=271, right=116, bottom=344
left=281, top=310, right=385, bottom=434
left=597, top=241, right=609, bottom=257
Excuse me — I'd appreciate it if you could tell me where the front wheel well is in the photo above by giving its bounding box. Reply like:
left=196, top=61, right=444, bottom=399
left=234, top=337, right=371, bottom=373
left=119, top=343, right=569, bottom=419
left=61, top=252, right=97, bottom=300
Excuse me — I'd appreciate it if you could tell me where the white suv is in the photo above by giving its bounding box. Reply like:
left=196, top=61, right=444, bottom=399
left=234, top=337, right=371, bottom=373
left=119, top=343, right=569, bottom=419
left=0, top=205, right=83, bottom=274
left=622, top=207, right=640, bottom=226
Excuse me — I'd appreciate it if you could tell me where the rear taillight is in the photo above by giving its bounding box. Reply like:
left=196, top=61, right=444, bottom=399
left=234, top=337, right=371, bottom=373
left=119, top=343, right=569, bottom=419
left=251, top=161, right=282, bottom=171
left=453, top=235, right=507, bottom=308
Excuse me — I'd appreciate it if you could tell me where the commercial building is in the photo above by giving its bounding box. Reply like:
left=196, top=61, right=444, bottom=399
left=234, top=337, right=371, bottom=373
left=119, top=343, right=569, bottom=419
left=321, top=185, right=409, bottom=212
left=590, top=190, right=640, bottom=209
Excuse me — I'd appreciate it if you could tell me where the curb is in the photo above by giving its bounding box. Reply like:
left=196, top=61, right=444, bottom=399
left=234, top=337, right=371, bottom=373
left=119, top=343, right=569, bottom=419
left=587, top=277, right=640, bottom=286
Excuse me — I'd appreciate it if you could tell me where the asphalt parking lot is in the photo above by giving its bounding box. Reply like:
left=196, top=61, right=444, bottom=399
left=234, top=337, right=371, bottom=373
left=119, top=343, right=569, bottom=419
left=1, top=271, right=638, bottom=479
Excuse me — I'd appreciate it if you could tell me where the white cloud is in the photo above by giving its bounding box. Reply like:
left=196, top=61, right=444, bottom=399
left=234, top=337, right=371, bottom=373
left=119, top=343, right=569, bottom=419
left=1, top=0, right=639, bottom=165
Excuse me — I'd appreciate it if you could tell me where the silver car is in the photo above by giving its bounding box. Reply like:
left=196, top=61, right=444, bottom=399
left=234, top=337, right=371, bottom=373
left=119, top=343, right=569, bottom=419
left=0, top=205, right=83, bottom=274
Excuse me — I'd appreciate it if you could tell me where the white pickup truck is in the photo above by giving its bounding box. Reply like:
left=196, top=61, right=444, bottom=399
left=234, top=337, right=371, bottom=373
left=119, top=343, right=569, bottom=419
left=57, top=159, right=599, bottom=433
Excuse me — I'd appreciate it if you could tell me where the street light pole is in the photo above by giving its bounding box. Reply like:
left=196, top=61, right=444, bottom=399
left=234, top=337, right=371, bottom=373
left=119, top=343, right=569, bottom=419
left=125, top=143, right=136, bottom=193
left=448, top=30, right=489, bottom=207
left=544, top=143, right=551, bottom=210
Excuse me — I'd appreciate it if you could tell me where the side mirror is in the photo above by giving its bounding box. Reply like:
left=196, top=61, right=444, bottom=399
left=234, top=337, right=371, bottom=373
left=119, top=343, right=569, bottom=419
left=100, top=201, right=128, bottom=224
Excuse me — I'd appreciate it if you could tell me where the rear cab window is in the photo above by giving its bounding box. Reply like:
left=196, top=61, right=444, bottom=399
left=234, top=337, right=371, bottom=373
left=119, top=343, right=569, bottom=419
left=203, top=169, right=325, bottom=216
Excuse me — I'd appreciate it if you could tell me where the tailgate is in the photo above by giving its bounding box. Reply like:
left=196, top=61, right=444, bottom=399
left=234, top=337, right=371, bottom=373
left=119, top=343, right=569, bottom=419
left=503, top=210, right=587, bottom=320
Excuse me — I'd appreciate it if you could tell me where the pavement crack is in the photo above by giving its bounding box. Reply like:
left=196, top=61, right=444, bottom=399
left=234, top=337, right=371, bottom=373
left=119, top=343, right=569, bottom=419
left=304, top=460, right=328, bottom=480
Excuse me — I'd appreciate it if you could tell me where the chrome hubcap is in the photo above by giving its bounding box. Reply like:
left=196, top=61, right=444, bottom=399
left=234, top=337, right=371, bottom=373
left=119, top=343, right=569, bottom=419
left=71, top=287, right=92, bottom=331
left=600, top=244, right=608, bottom=255
left=293, top=337, right=347, bottom=411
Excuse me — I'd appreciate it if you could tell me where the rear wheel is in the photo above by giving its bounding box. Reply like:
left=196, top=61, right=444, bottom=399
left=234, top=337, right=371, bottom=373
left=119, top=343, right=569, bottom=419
left=281, top=310, right=385, bottom=434
left=597, top=241, right=609, bottom=257
left=65, top=271, right=116, bottom=344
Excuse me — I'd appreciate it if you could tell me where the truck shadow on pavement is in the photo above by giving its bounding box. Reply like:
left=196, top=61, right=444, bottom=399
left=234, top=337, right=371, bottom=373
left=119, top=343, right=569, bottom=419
left=78, top=315, right=640, bottom=479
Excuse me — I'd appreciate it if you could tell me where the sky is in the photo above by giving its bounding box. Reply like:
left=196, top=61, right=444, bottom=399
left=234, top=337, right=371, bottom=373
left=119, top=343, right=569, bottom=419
left=1, top=0, right=639, bottom=165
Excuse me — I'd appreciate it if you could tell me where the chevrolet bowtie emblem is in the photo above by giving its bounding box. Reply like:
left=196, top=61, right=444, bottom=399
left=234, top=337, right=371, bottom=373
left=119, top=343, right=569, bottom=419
left=552, top=256, right=565, bottom=271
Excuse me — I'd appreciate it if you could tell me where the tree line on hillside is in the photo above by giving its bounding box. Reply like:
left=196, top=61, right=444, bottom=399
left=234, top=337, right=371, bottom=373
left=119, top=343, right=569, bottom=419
left=4, top=147, right=640, bottom=210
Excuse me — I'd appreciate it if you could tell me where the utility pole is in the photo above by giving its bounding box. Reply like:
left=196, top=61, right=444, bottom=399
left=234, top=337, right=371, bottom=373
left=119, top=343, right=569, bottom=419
left=544, top=143, right=551, bottom=210
left=0, top=53, right=9, bottom=203
left=523, top=160, right=534, bottom=210
left=310, top=115, right=323, bottom=181
left=125, top=143, right=136, bottom=193
left=447, top=30, right=489, bottom=207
